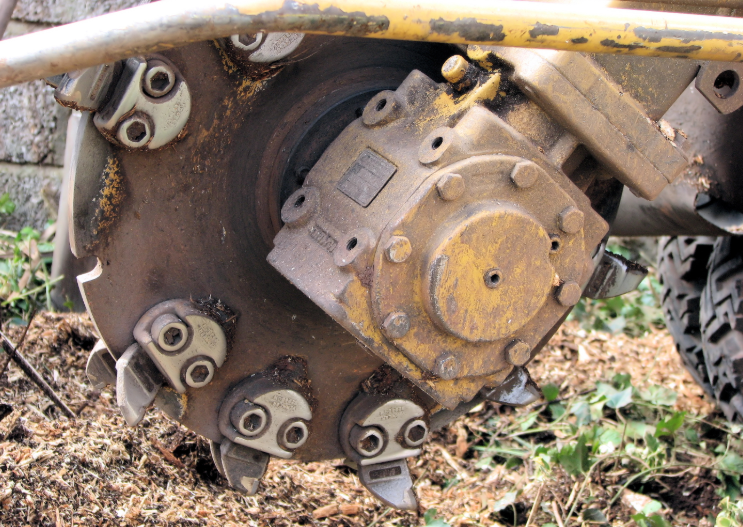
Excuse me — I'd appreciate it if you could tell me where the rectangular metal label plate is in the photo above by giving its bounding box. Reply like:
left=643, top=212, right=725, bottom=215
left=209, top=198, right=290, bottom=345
left=336, top=149, right=397, bottom=207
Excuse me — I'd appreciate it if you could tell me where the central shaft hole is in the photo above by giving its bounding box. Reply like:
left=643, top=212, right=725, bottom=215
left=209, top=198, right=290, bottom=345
left=346, top=237, right=358, bottom=251
left=243, top=412, right=264, bottom=432
left=376, top=98, right=387, bottom=111
left=127, top=121, right=147, bottom=143
left=150, top=71, right=170, bottom=92
left=431, top=136, right=444, bottom=150
left=163, top=327, right=182, bottom=347
left=360, top=433, right=380, bottom=453
left=286, top=425, right=305, bottom=445
left=407, top=424, right=426, bottom=443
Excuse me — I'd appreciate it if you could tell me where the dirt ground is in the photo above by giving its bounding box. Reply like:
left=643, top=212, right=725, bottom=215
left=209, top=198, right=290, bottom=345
left=0, top=312, right=721, bottom=526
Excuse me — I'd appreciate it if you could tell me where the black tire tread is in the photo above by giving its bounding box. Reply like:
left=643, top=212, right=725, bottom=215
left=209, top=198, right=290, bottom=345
left=658, top=236, right=715, bottom=396
left=701, top=236, right=743, bottom=422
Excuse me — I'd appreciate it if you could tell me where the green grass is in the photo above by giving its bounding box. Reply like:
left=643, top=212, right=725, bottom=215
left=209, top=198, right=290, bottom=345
left=0, top=193, right=60, bottom=324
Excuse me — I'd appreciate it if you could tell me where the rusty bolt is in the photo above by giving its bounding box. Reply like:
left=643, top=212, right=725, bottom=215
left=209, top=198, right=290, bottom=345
left=556, top=281, right=582, bottom=306
left=505, top=339, right=531, bottom=366
left=510, top=161, right=541, bottom=189
left=382, top=312, right=410, bottom=339
left=433, top=353, right=461, bottom=380
left=441, top=55, right=469, bottom=84
left=436, top=173, right=465, bottom=201
left=385, top=236, right=412, bottom=263
left=558, top=206, right=584, bottom=234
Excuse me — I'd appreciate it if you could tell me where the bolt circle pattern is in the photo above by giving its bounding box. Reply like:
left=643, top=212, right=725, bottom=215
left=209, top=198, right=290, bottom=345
left=372, top=155, right=589, bottom=379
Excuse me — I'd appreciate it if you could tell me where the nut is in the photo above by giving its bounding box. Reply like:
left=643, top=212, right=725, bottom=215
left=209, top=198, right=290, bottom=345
left=118, top=114, right=152, bottom=149
left=151, top=313, right=188, bottom=353
left=436, top=173, right=465, bottom=201
left=280, top=419, right=309, bottom=450
left=510, top=161, right=541, bottom=189
left=350, top=426, right=385, bottom=457
left=434, top=353, right=461, bottom=380
left=143, top=61, right=175, bottom=98
left=556, top=281, right=582, bottom=306
left=505, top=339, right=531, bottom=366
left=441, top=55, right=469, bottom=84
left=231, top=401, right=268, bottom=437
left=183, top=357, right=215, bottom=388
left=558, top=206, right=584, bottom=234
left=385, top=236, right=412, bottom=263
left=382, top=312, right=410, bottom=339
left=402, top=419, right=428, bottom=448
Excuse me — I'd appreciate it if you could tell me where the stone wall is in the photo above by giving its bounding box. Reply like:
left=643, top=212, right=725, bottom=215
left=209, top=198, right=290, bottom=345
left=0, top=0, right=147, bottom=231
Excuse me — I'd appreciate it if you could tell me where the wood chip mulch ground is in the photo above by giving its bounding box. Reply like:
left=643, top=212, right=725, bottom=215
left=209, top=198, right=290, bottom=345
left=0, top=312, right=720, bottom=526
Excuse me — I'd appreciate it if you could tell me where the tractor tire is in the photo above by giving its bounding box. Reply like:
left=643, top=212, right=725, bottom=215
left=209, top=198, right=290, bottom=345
left=701, top=236, right=743, bottom=422
left=658, top=236, right=715, bottom=397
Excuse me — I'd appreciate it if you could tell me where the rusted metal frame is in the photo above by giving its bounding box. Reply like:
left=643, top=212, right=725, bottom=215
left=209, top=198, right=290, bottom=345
left=4, top=0, right=743, bottom=89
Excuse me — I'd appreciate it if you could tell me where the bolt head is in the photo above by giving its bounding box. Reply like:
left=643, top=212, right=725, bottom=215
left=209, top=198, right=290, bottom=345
left=505, top=339, right=531, bottom=366
left=556, top=280, right=582, bottom=306
left=281, top=420, right=309, bottom=449
left=403, top=419, right=429, bottom=448
left=434, top=353, right=461, bottom=380
left=351, top=426, right=384, bottom=457
left=441, top=55, right=469, bottom=84
left=183, top=358, right=215, bottom=388
left=558, top=206, right=584, bottom=234
left=436, top=173, right=465, bottom=201
left=510, top=161, right=541, bottom=189
left=382, top=312, right=410, bottom=339
left=385, top=236, right=412, bottom=263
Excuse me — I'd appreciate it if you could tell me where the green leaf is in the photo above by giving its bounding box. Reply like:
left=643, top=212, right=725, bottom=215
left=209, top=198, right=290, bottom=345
left=492, top=491, right=518, bottom=512
left=632, top=513, right=671, bottom=527
left=719, top=452, right=743, bottom=475
left=685, top=428, right=700, bottom=444
left=645, top=433, right=661, bottom=452
left=626, top=420, right=655, bottom=440
left=641, top=500, right=663, bottom=515
left=639, top=385, right=678, bottom=407
left=423, top=508, right=451, bottom=527
left=505, top=456, right=523, bottom=470
left=543, top=383, right=560, bottom=402
left=0, top=192, right=16, bottom=215
left=599, top=428, right=622, bottom=448
left=612, top=373, right=633, bottom=390
left=571, top=401, right=592, bottom=426
left=655, top=411, right=686, bottom=437
left=606, top=386, right=633, bottom=409
left=557, top=434, right=590, bottom=476
left=475, top=456, right=493, bottom=469
left=549, top=402, right=566, bottom=420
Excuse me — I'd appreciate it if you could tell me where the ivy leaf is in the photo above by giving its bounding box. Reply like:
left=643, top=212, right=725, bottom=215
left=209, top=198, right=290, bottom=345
left=492, top=491, right=518, bottom=512
left=572, top=401, right=592, bottom=426
left=549, top=402, right=566, bottom=420
left=558, top=434, right=590, bottom=476
left=645, top=433, right=661, bottom=452
left=639, top=385, right=678, bottom=407
left=423, top=509, right=451, bottom=527
left=582, top=508, right=608, bottom=524
left=719, top=452, right=743, bottom=475
left=542, top=383, right=560, bottom=402
left=0, top=192, right=16, bottom=215
left=655, top=411, right=686, bottom=437
left=606, top=387, right=633, bottom=409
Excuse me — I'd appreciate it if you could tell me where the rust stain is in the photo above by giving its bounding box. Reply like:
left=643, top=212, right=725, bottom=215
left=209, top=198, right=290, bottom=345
left=92, top=155, right=125, bottom=238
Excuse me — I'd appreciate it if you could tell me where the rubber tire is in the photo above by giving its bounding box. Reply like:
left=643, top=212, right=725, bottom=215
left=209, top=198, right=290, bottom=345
left=701, top=236, right=743, bottom=422
left=658, top=236, right=715, bottom=396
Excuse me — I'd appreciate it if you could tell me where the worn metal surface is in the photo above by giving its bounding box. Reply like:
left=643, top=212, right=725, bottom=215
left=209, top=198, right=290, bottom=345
left=611, top=182, right=727, bottom=236
left=480, top=366, right=542, bottom=406
left=583, top=250, right=649, bottom=299
left=487, top=46, right=687, bottom=201
left=269, top=61, right=608, bottom=409
left=696, top=61, right=743, bottom=114
left=7, top=0, right=743, bottom=89
left=71, top=38, right=454, bottom=461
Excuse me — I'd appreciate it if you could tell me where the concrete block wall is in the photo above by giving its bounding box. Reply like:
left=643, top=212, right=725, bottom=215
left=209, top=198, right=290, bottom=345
left=0, top=0, right=147, bottom=231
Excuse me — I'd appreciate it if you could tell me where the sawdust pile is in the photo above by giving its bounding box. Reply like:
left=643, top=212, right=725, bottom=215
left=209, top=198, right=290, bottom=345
left=0, top=313, right=718, bottom=526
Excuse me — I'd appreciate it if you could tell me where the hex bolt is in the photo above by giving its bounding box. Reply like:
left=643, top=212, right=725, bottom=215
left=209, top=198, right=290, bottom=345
left=441, top=55, right=469, bottom=84
left=118, top=115, right=152, bottom=148
left=510, top=161, right=541, bottom=189
left=230, top=32, right=264, bottom=51
left=558, top=206, right=584, bottom=234
left=382, top=312, right=410, bottom=339
left=403, top=419, right=429, bottom=448
left=434, top=353, right=461, bottom=380
left=151, top=313, right=188, bottom=353
left=230, top=401, right=268, bottom=437
left=556, top=280, right=582, bottom=306
left=505, top=339, right=531, bottom=366
left=183, top=357, right=215, bottom=388
left=385, top=236, right=412, bottom=263
left=436, top=173, right=465, bottom=201
left=280, top=420, right=309, bottom=450
left=143, top=62, right=175, bottom=98
left=350, top=425, right=385, bottom=458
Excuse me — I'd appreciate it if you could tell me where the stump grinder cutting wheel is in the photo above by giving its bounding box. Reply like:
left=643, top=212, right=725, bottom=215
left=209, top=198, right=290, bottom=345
left=6, top=0, right=743, bottom=510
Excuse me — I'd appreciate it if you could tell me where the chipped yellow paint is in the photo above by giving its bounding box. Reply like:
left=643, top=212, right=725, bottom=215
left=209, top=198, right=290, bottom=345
left=92, top=156, right=124, bottom=237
